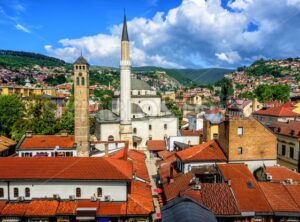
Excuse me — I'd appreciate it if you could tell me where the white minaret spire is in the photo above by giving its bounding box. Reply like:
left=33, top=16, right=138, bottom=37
left=119, top=12, right=133, bottom=146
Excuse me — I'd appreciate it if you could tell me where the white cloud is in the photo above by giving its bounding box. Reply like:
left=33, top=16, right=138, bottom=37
left=15, top=23, right=30, bottom=33
left=45, top=0, right=300, bottom=68
left=227, top=0, right=253, bottom=10
left=215, top=51, right=241, bottom=64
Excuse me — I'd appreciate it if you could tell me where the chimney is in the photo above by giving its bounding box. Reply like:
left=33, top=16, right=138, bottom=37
left=252, top=98, right=258, bottom=113
left=25, top=131, right=33, bottom=138
left=228, top=179, right=232, bottom=187
left=123, top=141, right=129, bottom=160
left=104, top=143, right=109, bottom=156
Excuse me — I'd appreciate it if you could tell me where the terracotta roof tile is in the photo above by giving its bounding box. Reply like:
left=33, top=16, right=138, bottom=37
left=259, top=182, right=300, bottom=213
left=180, top=130, right=202, bottom=137
left=0, top=157, right=133, bottom=181
left=156, top=153, right=176, bottom=168
left=0, top=201, right=7, bottom=214
left=147, top=140, right=166, bottom=151
left=25, top=200, right=59, bottom=216
left=56, top=201, right=78, bottom=215
left=157, top=150, right=174, bottom=159
left=264, top=166, right=300, bottom=182
left=77, top=200, right=100, bottom=209
left=158, top=164, right=180, bottom=184
left=200, top=183, right=240, bottom=216
left=218, top=164, right=272, bottom=213
left=127, top=181, right=154, bottom=215
left=0, top=136, right=16, bottom=152
left=128, top=150, right=150, bottom=182
left=19, top=135, right=75, bottom=150
left=181, top=183, right=240, bottom=216
left=163, top=172, right=194, bottom=202
left=285, top=184, right=300, bottom=208
left=255, top=105, right=299, bottom=117
left=98, top=202, right=127, bottom=216
left=1, top=202, right=29, bottom=216
left=176, top=140, right=227, bottom=163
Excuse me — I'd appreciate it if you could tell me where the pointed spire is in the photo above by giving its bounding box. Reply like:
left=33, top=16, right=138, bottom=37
left=122, top=11, right=129, bottom=42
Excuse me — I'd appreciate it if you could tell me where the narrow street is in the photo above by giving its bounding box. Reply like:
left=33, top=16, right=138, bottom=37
left=145, top=151, right=161, bottom=221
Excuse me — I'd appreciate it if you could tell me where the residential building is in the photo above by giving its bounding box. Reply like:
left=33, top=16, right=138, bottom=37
left=16, top=132, right=76, bottom=157
left=202, top=112, right=223, bottom=142
left=227, top=98, right=262, bottom=117
left=267, top=120, right=300, bottom=171
left=218, top=117, right=277, bottom=171
left=0, top=86, right=56, bottom=97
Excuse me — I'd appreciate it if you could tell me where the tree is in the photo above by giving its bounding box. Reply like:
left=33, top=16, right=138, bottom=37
left=0, top=95, right=24, bottom=137
left=164, top=97, right=182, bottom=129
left=11, top=97, right=59, bottom=140
left=255, top=84, right=290, bottom=103
left=219, top=78, right=234, bottom=104
left=59, top=97, right=74, bottom=134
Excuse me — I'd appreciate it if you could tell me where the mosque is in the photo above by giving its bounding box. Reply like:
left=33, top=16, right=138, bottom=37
left=94, top=15, right=178, bottom=149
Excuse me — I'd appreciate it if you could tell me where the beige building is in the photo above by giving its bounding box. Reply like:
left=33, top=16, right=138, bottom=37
left=0, top=86, right=56, bottom=97
left=74, top=55, right=90, bottom=157
left=218, top=117, right=277, bottom=171
left=268, top=121, right=300, bottom=172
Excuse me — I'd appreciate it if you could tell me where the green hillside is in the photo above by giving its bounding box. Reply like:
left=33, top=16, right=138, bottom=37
left=0, top=50, right=67, bottom=68
left=132, top=66, right=233, bottom=85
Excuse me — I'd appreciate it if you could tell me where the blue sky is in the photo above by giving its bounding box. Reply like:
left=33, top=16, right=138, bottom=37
left=1, top=0, right=300, bottom=68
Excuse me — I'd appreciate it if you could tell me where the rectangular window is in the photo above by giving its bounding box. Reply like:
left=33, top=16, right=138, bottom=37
left=213, top=133, right=219, bottom=140
left=14, top=188, right=19, bottom=198
left=0, top=188, right=4, bottom=197
left=290, top=147, right=294, bottom=159
left=282, top=145, right=286, bottom=156
left=238, top=147, right=243, bottom=155
left=237, top=127, right=244, bottom=136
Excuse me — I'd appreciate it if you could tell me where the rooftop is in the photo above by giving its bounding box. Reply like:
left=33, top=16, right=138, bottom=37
left=147, top=140, right=166, bottom=151
left=264, top=166, right=300, bottom=182
left=176, top=140, right=227, bottom=163
left=0, top=157, right=132, bottom=181
left=18, top=135, right=75, bottom=150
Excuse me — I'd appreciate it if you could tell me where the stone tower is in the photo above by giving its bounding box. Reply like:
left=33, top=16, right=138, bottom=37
left=119, top=14, right=133, bottom=146
left=74, top=55, right=90, bottom=156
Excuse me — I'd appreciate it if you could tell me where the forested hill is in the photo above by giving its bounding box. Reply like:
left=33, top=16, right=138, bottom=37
left=0, top=50, right=67, bottom=68
left=132, top=66, right=233, bottom=85
left=0, top=50, right=233, bottom=85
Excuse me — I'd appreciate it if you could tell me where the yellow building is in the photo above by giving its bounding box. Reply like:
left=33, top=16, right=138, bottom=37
left=0, top=86, right=56, bottom=97
left=293, top=102, right=300, bottom=114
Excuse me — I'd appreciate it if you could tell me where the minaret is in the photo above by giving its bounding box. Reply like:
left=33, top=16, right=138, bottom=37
left=74, top=55, right=90, bottom=156
left=119, top=13, right=133, bottom=146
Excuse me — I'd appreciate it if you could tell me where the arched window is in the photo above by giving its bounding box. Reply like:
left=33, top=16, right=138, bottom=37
left=14, top=188, right=19, bottom=198
left=0, top=188, right=4, bottom=197
left=164, top=124, right=167, bottom=130
left=149, top=125, right=152, bottom=130
left=97, top=188, right=102, bottom=197
left=108, top=135, right=114, bottom=141
left=76, top=188, right=81, bottom=198
left=76, top=77, right=80, bottom=86
left=76, top=65, right=78, bottom=70
left=82, top=65, right=85, bottom=70
left=148, top=106, right=151, bottom=111
left=81, top=77, right=85, bottom=86
left=133, top=128, right=137, bottom=134
left=25, top=187, right=30, bottom=197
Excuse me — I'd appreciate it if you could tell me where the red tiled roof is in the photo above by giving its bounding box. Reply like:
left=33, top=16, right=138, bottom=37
left=157, top=150, right=174, bottom=159
left=158, top=164, right=180, bottom=184
left=0, top=135, right=16, bottom=152
left=147, top=140, right=166, bottom=151
left=176, top=140, right=227, bottom=163
left=163, top=172, right=194, bottom=202
left=181, top=183, right=240, bottom=216
left=127, top=181, right=154, bottom=216
left=77, top=200, right=100, bottom=209
left=98, top=202, right=126, bottom=216
left=156, top=153, right=177, bottom=168
left=180, top=130, right=202, bottom=137
left=19, top=135, right=75, bottom=150
left=218, top=164, right=272, bottom=213
left=128, top=150, right=150, bottom=182
left=56, top=201, right=78, bottom=215
left=0, top=201, right=7, bottom=214
left=255, top=105, right=299, bottom=117
left=264, top=166, right=300, bottom=182
left=259, top=182, right=300, bottom=213
left=25, top=200, right=59, bottom=216
left=206, top=108, right=220, bottom=114
left=285, top=184, right=300, bottom=208
left=0, top=157, right=132, bottom=181
left=1, top=202, right=29, bottom=216
left=268, top=121, right=300, bottom=139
